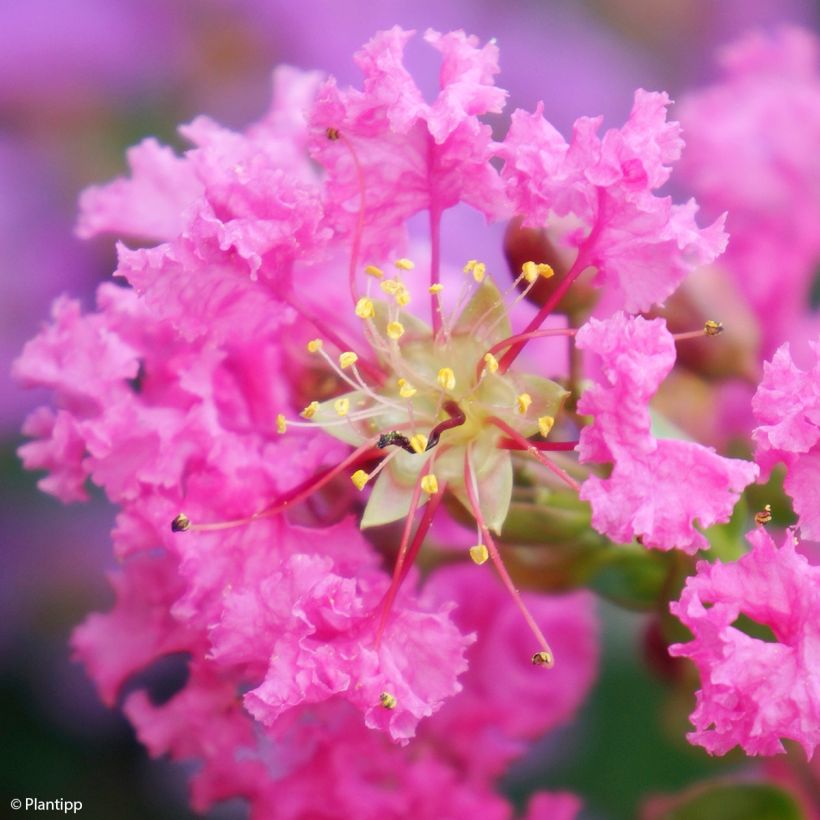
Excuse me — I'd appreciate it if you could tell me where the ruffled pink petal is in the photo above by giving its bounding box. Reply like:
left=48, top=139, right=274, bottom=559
left=499, top=90, right=726, bottom=312
left=578, top=313, right=757, bottom=552
left=76, top=138, right=201, bottom=242
left=670, top=528, right=820, bottom=758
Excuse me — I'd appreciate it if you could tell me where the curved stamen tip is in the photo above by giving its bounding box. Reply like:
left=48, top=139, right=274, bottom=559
left=379, top=691, right=397, bottom=710
left=171, top=513, right=191, bottom=533
left=754, top=504, right=773, bottom=526
left=531, top=650, right=554, bottom=668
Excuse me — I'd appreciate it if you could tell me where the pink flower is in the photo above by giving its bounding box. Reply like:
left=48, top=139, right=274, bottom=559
left=679, top=27, right=820, bottom=357
left=752, top=339, right=820, bottom=540
left=498, top=90, right=727, bottom=313
left=577, top=313, right=758, bottom=552
left=670, top=527, right=820, bottom=758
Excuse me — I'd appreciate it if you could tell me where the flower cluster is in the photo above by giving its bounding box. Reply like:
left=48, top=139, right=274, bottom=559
left=17, top=23, right=808, bottom=817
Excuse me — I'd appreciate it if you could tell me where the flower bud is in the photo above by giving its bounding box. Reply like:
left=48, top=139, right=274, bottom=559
left=503, top=216, right=597, bottom=315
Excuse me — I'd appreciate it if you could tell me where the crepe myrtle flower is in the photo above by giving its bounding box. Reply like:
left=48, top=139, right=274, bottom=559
left=154, top=28, right=752, bottom=670
left=16, top=30, right=754, bottom=790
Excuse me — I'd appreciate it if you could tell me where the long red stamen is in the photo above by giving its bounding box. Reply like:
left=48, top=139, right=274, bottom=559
left=499, top=438, right=579, bottom=452
left=463, top=444, right=554, bottom=666
left=375, top=454, right=437, bottom=643
left=488, top=417, right=581, bottom=492
left=186, top=441, right=381, bottom=532
left=476, top=327, right=577, bottom=381
left=284, top=295, right=384, bottom=384
left=498, top=189, right=606, bottom=373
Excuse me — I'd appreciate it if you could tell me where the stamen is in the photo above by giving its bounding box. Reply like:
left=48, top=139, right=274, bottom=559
left=499, top=438, right=578, bottom=452
left=386, top=321, right=405, bottom=340
left=410, top=433, right=428, bottom=454
left=489, top=416, right=581, bottom=492
left=395, top=258, right=415, bottom=271
left=537, top=416, right=554, bottom=437
left=469, top=544, right=489, bottom=565
left=334, top=398, right=350, bottom=416
left=429, top=283, right=444, bottom=294
left=397, top=378, right=417, bottom=398
left=483, top=353, right=499, bottom=374
left=171, top=513, right=191, bottom=533
left=307, top=338, right=323, bottom=353
left=420, top=474, right=439, bottom=494
left=497, top=190, right=605, bottom=373
left=755, top=504, right=773, bottom=526
left=464, top=259, right=487, bottom=282
left=436, top=367, right=456, bottom=391
left=355, top=297, right=375, bottom=319
left=339, top=351, right=358, bottom=369
left=674, top=320, right=724, bottom=342
left=704, top=319, right=723, bottom=336
left=301, top=401, right=319, bottom=419
left=521, top=261, right=554, bottom=284
left=176, top=440, right=381, bottom=533
left=276, top=414, right=287, bottom=434
left=365, top=265, right=384, bottom=279
left=351, top=469, right=369, bottom=491
left=516, top=393, right=532, bottom=414
left=477, top=327, right=577, bottom=381
left=379, top=691, right=397, bottom=709
left=463, top=444, right=554, bottom=666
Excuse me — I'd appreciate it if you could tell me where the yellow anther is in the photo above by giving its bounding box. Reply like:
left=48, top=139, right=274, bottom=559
left=532, top=651, right=554, bottom=667
left=395, top=285, right=411, bottom=307
left=276, top=414, right=287, bottom=434
left=379, top=691, right=397, bottom=710
left=171, top=513, right=191, bottom=533
left=420, top=474, right=439, bottom=495
left=469, top=544, right=489, bottom=565
left=339, top=351, right=358, bottom=369
left=516, top=393, right=533, bottom=414
left=704, top=319, right=724, bottom=336
left=386, top=321, right=405, bottom=340
left=355, top=297, right=375, bottom=319
left=301, top=401, right=319, bottom=419
left=394, top=258, right=414, bottom=271
left=398, top=378, right=417, bottom=399
left=410, top=434, right=428, bottom=454
left=306, top=338, right=323, bottom=353
left=380, top=279, right=401, bottom=295
left=334, top=398, right=350, bottom=417
left=364, top=264, right=384, bottom=279
left=437, top=367, right=456, bottom=391
left=483, top=353, right=499, bottom=374
left=755, top=504, right=773, bottom=526
left=537, top=416, right=555, bottom=437
left=464, top=259, right=487, bottom=282
left=351, top=470, right=369, bottom=491
left=429, top=283, right=444, bottom=294
left=522, top=261, right=554, bottom=283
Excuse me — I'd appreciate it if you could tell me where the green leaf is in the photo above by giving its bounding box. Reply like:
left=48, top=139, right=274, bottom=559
left=658, top=781, right=803, bottom=820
